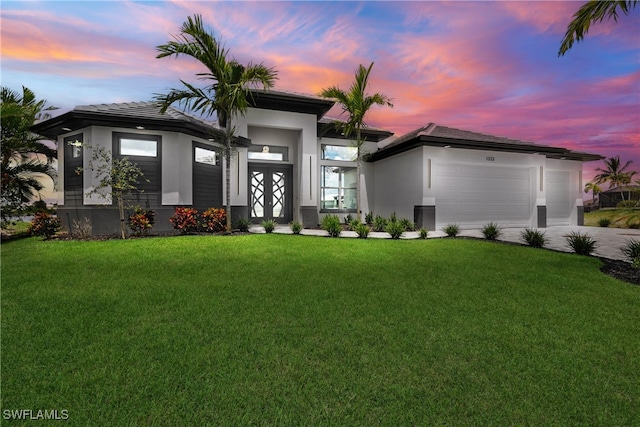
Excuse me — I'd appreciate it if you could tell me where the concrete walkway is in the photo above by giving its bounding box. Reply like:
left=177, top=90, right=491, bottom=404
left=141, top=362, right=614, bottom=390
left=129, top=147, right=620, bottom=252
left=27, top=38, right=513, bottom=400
left=250, top=225, right=640, bottom=262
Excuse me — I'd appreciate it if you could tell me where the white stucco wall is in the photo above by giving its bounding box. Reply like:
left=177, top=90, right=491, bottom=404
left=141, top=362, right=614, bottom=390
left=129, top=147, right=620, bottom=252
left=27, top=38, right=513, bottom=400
left=373, top=147, right=424, bottom=220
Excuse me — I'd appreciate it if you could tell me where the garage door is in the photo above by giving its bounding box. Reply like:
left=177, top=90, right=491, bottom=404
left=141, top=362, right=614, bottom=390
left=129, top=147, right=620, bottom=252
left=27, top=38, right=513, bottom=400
left=547, top=171, right=572, bottom=226
left=434, top=163, right=533, bottom=229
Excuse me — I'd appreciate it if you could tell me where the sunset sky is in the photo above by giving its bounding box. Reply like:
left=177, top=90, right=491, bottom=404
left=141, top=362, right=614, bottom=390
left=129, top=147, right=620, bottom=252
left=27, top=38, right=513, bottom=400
left=2, top=0, right=639, bottom=196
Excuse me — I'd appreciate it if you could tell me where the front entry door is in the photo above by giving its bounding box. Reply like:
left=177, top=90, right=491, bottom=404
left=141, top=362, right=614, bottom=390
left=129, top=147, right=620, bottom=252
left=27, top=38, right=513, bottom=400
left=249, top=164, right=292, bottom=223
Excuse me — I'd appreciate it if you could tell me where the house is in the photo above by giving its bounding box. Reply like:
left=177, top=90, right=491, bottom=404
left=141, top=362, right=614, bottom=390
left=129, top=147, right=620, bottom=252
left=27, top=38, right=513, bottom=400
left=598, top=186, right=640, bottom=208
left=31, top=89, right=604, bottom=235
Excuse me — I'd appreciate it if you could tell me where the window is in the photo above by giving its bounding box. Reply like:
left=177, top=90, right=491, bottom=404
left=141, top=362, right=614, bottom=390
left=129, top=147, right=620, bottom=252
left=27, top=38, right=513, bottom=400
left=322, top=144, right=357, bottom=161
left=321, top=166, right=357, bottom=210
left=248, top=145, right=288, bottom=161
left=120, top=138, right=157, bottom=157
left=195, top=147, right=217, bottom=165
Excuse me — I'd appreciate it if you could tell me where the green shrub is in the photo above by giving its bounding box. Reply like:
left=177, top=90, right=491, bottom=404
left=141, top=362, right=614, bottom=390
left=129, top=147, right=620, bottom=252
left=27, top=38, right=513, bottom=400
left=566, top=231, right=597, bottom=256
left=373, top=215, right=387, bottom=232
left=365, top=212, right=374, bottom=226
left=344, top=213, right=353, bottom=224
left=389, top=212, right=398, bottom=223
left=236, top=218, right=252, bottom=232
left=443, top=223, right=459, bottom=237
left=386, top=221, right=405, bottom=239
left=169, top=207, right=199, bottom=234
left=28, top=212, right=61, bottom=239
left=261, top=219, right=277, bottom=233
left=290, top=221, right=303, bottom=235
left=322, top=214, right=342, bottom=238
left=355, top=223, right=370, bottom=239
left=597, top=218, right=611, bottom=227
left=481, top=222, right=502, bottom=240
left=201, top=207, right=227, bottom=232
left=399, top=218, right=415, bottom=231
left=520, top=228, right=546, bottom=248
left=128, top=206, right=155, bottom=236
left=620, top=239, right=640, bottom=267
left=418, top=228, right=429, bottom=239
left=617, top=200, right=640, bottom=208
left=348, top=218, right=362, bottom=231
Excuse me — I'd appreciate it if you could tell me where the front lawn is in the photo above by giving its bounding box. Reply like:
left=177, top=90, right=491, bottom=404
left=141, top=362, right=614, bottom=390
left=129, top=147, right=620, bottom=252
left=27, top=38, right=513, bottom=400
left=585, top=208, right=640, bottom=228
left=2, top=235, right=639, bottom=425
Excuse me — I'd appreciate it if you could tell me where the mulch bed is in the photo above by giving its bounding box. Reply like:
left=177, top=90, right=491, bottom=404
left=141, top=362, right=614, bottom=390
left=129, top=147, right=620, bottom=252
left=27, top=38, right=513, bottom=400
left=599, top=258, right=640, bottom=286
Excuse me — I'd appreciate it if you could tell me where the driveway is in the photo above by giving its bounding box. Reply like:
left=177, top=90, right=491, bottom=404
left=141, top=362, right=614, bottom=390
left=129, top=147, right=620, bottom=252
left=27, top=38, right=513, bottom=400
left=252, top=225, right=640, bottom=262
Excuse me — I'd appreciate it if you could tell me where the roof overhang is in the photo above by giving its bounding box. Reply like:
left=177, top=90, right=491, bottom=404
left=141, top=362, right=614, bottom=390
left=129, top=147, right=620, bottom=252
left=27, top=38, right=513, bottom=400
left=318, top=120, right=394, bottom=143
left=30, top=110, right=251, bottom=147
left=367, top=133, right=605, bottom=162
left=248, top=89, right=334, bottom=119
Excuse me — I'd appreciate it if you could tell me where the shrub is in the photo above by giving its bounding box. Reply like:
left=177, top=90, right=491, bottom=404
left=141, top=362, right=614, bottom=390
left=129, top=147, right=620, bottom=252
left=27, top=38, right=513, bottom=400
left=389, top=212, right=398, bottom=223
left=28, top=212, right=61, bottom=239
left=202, top=207, right=227, bottom=233
left=620, top=239, right=640, bottom=267
left=566, top=231, right=598, bottom=256
left=290, top=221, right=303, bottom=235
left=481, top=222, right=502, bottom=240
left=322, top=214, right=342, bottom=238
left=399, top=218, right=415, bottom=231
left=520, top=228, right=546, bottom=248
left=344, top=213, right=353, bottom=225
left=419, top=228, right=429, bottom=239
left=128, top=206, right=155, bottom=236
left=348, top=218, right=362, bottom=231
left=355, top=223, right=370, bottom=239
left=443, top=223, right=459, bottom=237
left=169, top=207, right=199, bottom=234
left=72, top=217, right=92, bottom=239
left=373, top=215, right=387, bottom=232
left=236, top=218, right=252, bottom=232
left=261, top=219, right=277, bottom=233
left=365, top=212, right=374, bottom=226
left=597, top=218, right=611, bottom=227
left=617, top=200, right=640, bottom=208
left=386, top=221, right=405, bottom=239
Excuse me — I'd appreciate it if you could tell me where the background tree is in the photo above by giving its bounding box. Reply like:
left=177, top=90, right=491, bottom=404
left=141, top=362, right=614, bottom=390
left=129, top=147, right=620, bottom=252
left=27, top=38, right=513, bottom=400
left=85, top=146, right=147, bottom=239
left=155, top=14, right=277, bottom=231
left=1, top=86, right=57, bottom=222
left=559, top=0, right=638, bottom=56
left=320, top=62, right=393, bottom=221
left=584, top=181, right=602, bottom=206
left=593, top=156, right=637, bottom=202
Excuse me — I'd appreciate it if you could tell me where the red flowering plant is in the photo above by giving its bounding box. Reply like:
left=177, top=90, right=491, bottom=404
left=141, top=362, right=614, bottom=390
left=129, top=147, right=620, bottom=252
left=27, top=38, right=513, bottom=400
left=128, top=206, right=155, bottom=237
left=201, top=207, right=227, bottom=233
left=28, top=211, right=61, bottom=239
left=169, top=207, right=199, bottom=234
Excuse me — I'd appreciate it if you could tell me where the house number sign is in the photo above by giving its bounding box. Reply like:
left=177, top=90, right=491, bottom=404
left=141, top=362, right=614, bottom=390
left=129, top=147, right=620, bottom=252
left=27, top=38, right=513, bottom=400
left=486, top=156, right=495, bottom=161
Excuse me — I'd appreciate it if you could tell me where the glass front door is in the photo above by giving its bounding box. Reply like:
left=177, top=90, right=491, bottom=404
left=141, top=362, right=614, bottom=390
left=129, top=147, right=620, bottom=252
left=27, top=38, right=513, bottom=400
left=249, top=165, right=292, bottom=223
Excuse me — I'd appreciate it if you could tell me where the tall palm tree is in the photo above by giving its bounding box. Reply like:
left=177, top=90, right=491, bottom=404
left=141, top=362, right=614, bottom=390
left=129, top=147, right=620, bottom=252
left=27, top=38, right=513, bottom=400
left=320, top=62, right=393, bottom=221
left=593, top=156, right=637, bottom=201
left=584, top=181, right=602, bottom=206
left=559, top=0, right=638, bottom=56
left=1, top=86, right=57, bottom=219
left=155, top=14, right=277, bottom=230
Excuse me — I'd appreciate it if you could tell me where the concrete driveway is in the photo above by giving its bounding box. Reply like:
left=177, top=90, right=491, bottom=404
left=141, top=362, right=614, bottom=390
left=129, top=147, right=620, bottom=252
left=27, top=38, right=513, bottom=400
left=252, top=225, right=640, bottom=262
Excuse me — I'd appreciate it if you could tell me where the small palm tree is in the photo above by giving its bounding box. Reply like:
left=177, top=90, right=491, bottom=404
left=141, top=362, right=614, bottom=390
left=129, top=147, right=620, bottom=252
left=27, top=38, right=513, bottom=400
left=584, top=181, right=602, bottom=206
left=320, top=62, right=393, bottom=221
left=155, top=14, right=277, bottom=231
left=559, top=0, right=638, bottom=56
left=1, top=86, right=57, bottom=220
left=593, top=156, right=637, bottom=202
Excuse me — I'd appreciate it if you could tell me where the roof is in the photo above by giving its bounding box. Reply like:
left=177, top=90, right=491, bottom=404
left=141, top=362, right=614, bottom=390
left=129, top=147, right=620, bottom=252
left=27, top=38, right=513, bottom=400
left=317, top=116, right=394, bottom=142
left=248, top=89, right=334, bottom=118
left=368, top=123, right=605, bottom=162
left=601, top=185, right=640, bottom=193
left=31, top=101, right=249, bottom=145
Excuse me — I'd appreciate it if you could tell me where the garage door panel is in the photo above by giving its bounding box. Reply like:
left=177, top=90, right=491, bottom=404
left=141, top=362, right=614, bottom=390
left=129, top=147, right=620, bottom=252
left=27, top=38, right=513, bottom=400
left=547, top=171, right=572, bottom=225
left=434, top=164, right=532, bottom=228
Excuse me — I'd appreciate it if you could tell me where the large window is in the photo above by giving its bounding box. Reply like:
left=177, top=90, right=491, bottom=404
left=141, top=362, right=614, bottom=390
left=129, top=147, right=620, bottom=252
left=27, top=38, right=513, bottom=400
left=321, top=166, right=356, bottom=210
left=322, top=144, right=357, bottom=161
left=195, top=146, right=218, bottom=165
left=248, top=145, right=288, bottom=161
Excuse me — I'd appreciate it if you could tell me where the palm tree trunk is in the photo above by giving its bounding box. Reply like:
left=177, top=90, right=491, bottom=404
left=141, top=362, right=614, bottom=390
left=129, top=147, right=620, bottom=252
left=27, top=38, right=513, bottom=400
left=117, top=195, right=126, bottom=239
left=225, top=123, right=232, bottom=232
left=356, top=127, right=362, bottom=221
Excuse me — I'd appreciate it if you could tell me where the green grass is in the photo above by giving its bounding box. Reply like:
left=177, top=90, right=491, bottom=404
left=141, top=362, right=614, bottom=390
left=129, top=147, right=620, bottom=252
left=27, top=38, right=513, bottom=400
left=585, top=208, right=640, bottom=228
left=2, top=235, right=639, bottom=425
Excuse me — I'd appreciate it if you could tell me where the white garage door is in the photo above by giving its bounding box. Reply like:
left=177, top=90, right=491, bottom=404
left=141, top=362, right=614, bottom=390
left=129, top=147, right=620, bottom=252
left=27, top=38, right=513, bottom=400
left=434, top=164, right=533, bottom=229
left=547, top=171, right=573, bottom=226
